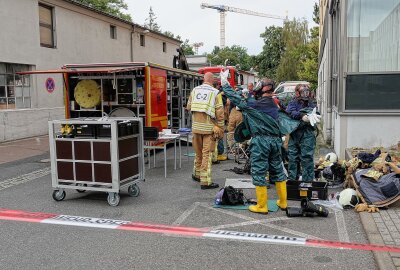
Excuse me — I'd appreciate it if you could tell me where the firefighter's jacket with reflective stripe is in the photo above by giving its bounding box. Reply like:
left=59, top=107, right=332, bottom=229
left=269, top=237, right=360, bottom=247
left=187, top=84, right=224, bottom=134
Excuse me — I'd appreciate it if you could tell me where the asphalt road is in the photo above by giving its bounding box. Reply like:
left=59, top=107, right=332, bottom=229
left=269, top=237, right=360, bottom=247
left=0, top=148, right=376, bottom=270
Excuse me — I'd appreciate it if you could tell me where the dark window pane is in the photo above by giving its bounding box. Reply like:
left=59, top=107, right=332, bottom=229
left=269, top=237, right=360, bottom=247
left=110, top=25, right=117, bottom=39
left=7, top=86, right=14, bottom=97
left=0, top=86, right=5, bottom=97
left=140, top=34, right=145, bottom=46
left=345, top=73, right=400, bottom=110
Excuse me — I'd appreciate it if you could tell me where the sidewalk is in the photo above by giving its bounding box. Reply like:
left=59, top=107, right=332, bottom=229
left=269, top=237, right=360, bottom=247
left=316, top=135, right=399, bottom=270
left=0, top=135, right=49, bottom=165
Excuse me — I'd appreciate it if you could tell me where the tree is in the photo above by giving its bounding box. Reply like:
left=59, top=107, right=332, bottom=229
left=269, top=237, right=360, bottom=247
left=275, top=18, right=309, bottom=82
left=297, top=26, right=319, bottom=89
left=313, top=2, right=320, bottom=24
left=255, top=26, right=284, bottom=78
left=163, top=31, right=175, bottom=38
left=181, top=39, right=195, bottom=55
left=144, top=7, right=161, bottom=32
left=77, top=0, right=132, bottom=21
left=207, top=45, right=252, bottom=71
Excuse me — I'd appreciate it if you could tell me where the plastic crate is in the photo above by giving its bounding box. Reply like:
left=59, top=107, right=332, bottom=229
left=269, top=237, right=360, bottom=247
left=286, top=180, right=328, bottom=201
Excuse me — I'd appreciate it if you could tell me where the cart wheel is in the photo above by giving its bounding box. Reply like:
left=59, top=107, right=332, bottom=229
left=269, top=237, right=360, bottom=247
left=52, top=190, right=66, bottom=201
left=76, top=183, right=87, bottom=193
left=128, top=184, right=140, bottom=197
left=107, top=192, right=120, bottom=207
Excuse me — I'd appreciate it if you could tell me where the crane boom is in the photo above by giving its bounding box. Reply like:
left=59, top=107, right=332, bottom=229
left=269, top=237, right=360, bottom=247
left=201, top=2, right=287, bottom=48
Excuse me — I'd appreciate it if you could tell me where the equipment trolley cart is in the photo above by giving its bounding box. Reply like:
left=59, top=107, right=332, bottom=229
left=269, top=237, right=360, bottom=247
left=49, top=117, right=145, bottom=206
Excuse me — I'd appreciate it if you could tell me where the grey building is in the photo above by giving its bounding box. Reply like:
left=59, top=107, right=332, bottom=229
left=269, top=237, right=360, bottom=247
left=0, top=0, right=181, bottom=141
left=318, top=0, right=400, bottom=158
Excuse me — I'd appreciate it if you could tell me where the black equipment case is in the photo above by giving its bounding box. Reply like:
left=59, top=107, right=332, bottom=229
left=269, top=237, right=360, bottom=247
left=286, top=180, right=328, bottom=201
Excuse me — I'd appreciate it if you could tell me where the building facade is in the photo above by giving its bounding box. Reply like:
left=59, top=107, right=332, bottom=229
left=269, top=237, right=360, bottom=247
left=0, top=0, right=181, bottom=141
left=318, top=0, right=400, bottom=158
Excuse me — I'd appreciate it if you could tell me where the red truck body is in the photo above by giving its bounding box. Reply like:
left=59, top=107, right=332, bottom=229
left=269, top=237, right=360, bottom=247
left=198, top=66, right=241, bottom=89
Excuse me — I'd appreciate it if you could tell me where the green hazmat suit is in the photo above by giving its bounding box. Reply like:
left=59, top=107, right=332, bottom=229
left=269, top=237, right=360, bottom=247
left=222, top=84, right=286, bottom=186
left=286, top=100, right=317, bottom=182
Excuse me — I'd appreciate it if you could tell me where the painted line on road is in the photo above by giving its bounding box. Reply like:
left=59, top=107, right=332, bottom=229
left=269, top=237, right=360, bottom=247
left=1, top=208, right=400, bottom=253
left=200, top=203, right=322, bottom=240
left=0, top=167, right=50, bottom=191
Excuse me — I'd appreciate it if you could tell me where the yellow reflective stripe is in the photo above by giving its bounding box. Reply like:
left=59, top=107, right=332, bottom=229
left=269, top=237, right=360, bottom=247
left=192, top=122, right=214, bottom=127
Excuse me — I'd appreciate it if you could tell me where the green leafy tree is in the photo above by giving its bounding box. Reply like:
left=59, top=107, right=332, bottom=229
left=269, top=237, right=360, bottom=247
left=181, top=39, right=195, bottom=55
left=276, top=18, right=309, bottom=82
left=297, top=27, right=319, bottom=89
left=255, top=26, right=284, bottom=78
left=77, top=0, right=132, bottom=21
left=163, top=31, right=175, bottom=38
left=313, top=2, right=320, bottom=24
left=144, top=7, right=161, bottom=32
left=207, top=45, right=252, bottom=71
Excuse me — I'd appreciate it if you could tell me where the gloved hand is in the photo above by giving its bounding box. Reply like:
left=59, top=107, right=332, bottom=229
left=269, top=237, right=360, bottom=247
left=355, top=203, right=380, bottom=213
left=212, top=126, right=224, bottom=140
left=307, top=108, right=321, bottom=127
left=355, top=203, right=368, bottom=212
left=302, top=115, right=310, bottom=123
left=367, top=206, right=379, bottom=213
left=219, top=69, right=230, bottom=86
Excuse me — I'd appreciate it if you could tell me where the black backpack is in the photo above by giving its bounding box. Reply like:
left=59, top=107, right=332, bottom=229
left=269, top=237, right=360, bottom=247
left=222, top=186, right=246, bottom=205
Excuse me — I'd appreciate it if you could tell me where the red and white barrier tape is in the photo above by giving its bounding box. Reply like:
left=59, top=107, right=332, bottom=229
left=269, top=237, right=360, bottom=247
left=0, top=208, right=399, bottom=253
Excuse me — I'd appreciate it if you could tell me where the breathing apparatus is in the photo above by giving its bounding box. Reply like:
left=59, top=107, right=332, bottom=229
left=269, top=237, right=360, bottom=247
left=296, top=85, right=311, bottom=101
left=253, top=79, right=275, bottom=100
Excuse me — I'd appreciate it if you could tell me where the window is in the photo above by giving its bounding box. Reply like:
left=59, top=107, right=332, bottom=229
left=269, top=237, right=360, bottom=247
left=345, top=0, right=400, bottom=110
left=110, top=25, right=117, bottom=39
left=162, top=42, right=166, bottom=52
left=0, top=63, right=31, bottom=110
left=140, top=34, right=145, bottom=46
left=345, top=73, right=400, bottom=110
left=39, top=4, right=55, bottom=48
left=347, top=0, right=400, bottom=72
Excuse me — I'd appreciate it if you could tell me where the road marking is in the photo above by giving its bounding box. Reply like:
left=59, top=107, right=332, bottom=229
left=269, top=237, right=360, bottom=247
left=0, top=167, right=50, bottom=191
left=172, top=202, right=200, bottom=225
left=1, top=208, right=400, bottom=253
left=335, top=210, right=350, bottom=242
left=206, top=216, right=290, bottom=230
left=200, top=203, right=322, bottom=239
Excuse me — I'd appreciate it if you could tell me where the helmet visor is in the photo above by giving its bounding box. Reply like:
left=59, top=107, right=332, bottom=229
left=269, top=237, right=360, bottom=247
left=299, top=87, right=310, bottom=99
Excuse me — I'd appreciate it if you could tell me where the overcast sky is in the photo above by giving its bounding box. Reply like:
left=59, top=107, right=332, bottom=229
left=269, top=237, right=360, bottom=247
left=125, top=0, right=317, bottom=55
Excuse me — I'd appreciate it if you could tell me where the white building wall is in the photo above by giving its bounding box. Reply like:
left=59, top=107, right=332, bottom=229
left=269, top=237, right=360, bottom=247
left=346, top=116, right=400, bottom=150
left=0, top=0, right=180, bottom=142
left=133, top=32, right=179, bottom=67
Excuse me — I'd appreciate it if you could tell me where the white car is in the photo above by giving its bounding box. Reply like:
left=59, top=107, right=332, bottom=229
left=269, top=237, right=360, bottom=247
left=273, top=81, right=310, bottom=106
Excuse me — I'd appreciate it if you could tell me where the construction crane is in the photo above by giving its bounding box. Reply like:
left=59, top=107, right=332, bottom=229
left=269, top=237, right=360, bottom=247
left=200, top=3, right=287, bottom=48
left=192, top=42, right=204, bottom=54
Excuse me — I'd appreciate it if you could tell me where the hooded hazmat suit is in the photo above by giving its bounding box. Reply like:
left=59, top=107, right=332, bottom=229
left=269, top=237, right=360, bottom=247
left=221, top=84, right=285, bottom=187
left=286, top=99, right=317, bottom=182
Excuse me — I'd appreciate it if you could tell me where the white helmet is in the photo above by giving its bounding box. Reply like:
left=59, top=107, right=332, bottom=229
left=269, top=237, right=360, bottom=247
left=338, top=188, right=359, bottom=208
left=325, top=152, right=338, bottom=163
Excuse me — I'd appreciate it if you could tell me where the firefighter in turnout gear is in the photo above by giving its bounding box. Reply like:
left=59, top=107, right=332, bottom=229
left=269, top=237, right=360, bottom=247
left=187, top=72, right=225, bottom=189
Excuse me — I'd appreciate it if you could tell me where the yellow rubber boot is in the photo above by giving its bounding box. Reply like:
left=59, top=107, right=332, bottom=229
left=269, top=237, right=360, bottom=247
left=249, top=186, right=268, bottom=214
left=217, top=154, right=227, bottom=161
left=276, top=181, right=287, bottom=210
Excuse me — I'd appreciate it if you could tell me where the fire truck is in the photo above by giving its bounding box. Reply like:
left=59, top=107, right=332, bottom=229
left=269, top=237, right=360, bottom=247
left=19, top=62, right=203, bottom=131
left=198, top=66, right=243, bottom=88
